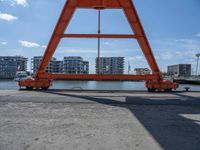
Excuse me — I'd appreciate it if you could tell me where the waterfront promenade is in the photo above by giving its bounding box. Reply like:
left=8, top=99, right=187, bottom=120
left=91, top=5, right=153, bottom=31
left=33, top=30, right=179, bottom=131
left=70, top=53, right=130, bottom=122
left=0, top=90, right=200, bottom=150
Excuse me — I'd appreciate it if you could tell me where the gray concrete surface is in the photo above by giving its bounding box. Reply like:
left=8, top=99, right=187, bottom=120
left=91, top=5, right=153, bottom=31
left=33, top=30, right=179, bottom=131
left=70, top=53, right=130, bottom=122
left=0, top=90, right=200, bottom=150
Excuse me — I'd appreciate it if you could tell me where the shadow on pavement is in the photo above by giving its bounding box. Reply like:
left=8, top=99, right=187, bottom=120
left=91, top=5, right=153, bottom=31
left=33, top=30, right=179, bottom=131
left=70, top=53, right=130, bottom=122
left=40, top=91, right=200, bottom=150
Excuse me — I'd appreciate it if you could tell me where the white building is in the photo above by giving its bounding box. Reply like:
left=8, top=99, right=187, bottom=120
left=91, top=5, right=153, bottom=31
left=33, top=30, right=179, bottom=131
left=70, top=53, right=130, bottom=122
left=96, top=57, right=124, bottom=74
left=31, top=56, right=62, bottom=73
left=63, top=56, right=89, bottom=74
left=134, top=68, right=151, bottom=75
left=0, top=56, right=27, bottom=79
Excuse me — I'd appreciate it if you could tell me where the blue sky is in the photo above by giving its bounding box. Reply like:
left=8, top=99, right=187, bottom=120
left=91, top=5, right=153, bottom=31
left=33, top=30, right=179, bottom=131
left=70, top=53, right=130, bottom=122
left=0, top=0, right=200, bottom=74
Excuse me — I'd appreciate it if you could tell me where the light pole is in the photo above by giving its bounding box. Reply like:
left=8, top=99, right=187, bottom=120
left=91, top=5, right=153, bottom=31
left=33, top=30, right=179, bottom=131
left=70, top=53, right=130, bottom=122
left=128, top=61, right=131, bottom=74
left=196, top=53, right=200, bottom=76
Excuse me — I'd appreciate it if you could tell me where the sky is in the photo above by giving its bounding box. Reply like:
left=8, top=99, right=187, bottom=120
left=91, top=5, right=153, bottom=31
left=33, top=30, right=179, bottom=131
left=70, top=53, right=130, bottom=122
left=0, top=0, right=200, bottom=74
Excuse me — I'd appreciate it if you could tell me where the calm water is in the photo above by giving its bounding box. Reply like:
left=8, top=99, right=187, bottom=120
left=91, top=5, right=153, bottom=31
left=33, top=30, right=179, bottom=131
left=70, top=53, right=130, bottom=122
left=0, top=80, right=200, bottom=91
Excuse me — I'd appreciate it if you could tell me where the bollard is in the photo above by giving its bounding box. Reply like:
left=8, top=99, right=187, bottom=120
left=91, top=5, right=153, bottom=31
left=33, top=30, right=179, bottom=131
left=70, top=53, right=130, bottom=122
left=184, top=87, right=190, bottom=92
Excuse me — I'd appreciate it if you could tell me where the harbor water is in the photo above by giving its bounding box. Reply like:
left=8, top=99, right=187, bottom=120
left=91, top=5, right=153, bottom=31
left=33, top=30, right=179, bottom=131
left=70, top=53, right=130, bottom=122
left=0, top=80, right=200, bottom=91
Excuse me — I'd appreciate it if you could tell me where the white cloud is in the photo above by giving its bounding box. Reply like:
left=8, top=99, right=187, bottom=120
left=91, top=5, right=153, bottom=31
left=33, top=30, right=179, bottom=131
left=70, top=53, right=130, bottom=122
left=161, top=52, right=173, bottom=60
left=56, top=47, right=125, bottom=55
left=104, top=41, right=113, bottom=46
left=127, top=55, right=145, bottom=62
left=175, top=38, right=199, bottom=47
left=153, top=38, right=200, bottom=71
left=0, top=0, right=28, bottom=7
left=60, top=49, right=97, bottom=54
left=12, top=0, right=28, bottom=7
left=1, top=42, right=8, bottom=45
left=19, top=40, right=40, bottom=48
left=196, top=32, right=200, bottom=38
left=41, top=45, right=47, bottom=49
left=0, top=13, right=18, bottom=21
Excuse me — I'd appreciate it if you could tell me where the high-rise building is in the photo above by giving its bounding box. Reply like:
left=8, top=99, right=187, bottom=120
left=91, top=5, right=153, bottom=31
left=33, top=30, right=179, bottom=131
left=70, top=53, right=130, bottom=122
left=96, top=57, right=124, bottom=74
left=31, top=56, right=61, bottom=73
left=134, top=68, right=151, bottom=75
left=167, top=64, right=191, bottom=77
left=63, top=56, right=89, bottom=74
left=32, top=56, right=89, bottom=74
left=55, top=60, right=63, bottom=73
left=0, top=56, right=27, bottom=79
left=83, top=61, right=89, bottom=74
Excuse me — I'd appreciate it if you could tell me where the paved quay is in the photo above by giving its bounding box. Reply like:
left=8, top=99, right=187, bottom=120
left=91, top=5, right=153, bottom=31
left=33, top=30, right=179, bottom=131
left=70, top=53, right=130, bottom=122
left=0, top=90, right=200, bottom=150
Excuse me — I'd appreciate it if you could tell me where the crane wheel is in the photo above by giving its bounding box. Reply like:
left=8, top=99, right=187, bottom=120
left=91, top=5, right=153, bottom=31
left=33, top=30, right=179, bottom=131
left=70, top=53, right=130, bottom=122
left=41, top=86, right=50, bottom=90
left=164, top=88, right=172, bottom=92
left=148, top=88, right=156, bottom=92
left=26, top=86, right=33, bottom=90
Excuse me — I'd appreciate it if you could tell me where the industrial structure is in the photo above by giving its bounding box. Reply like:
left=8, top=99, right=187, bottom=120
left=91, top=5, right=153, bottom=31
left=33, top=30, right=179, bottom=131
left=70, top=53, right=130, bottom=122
left=96, top=57, right=124, bottom=74
left=19, top=0, right=178, bottom=92
left=0, top=56, right=27, bottom=79
left=168, top=64, right=191, bottom=77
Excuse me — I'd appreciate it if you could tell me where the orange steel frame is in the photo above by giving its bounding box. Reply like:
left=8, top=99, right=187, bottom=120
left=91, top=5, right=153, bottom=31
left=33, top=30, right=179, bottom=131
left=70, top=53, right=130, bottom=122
left=19, top=0, right=178, bottom=91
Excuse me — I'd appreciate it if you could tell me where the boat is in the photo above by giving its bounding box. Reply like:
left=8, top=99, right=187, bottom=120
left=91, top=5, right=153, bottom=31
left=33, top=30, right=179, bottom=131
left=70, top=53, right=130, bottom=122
left=14, top=71, right=28, bottom=82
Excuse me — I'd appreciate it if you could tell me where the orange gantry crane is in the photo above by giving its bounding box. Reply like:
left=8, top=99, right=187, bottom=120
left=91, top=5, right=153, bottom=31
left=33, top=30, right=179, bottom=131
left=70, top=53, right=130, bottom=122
left=19, top=0, right=178, bottom=92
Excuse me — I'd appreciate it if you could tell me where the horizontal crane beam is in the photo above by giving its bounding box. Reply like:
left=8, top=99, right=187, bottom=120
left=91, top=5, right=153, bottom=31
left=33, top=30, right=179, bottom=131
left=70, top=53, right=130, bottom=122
left=60, top=34, right=138, bottom=39
left=39, top=73, right=158, bottom=81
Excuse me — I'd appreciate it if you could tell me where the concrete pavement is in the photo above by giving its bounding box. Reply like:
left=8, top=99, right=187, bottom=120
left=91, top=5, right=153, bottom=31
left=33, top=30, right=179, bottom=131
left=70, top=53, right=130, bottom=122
left=0, top=90, right=200, bottom=150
